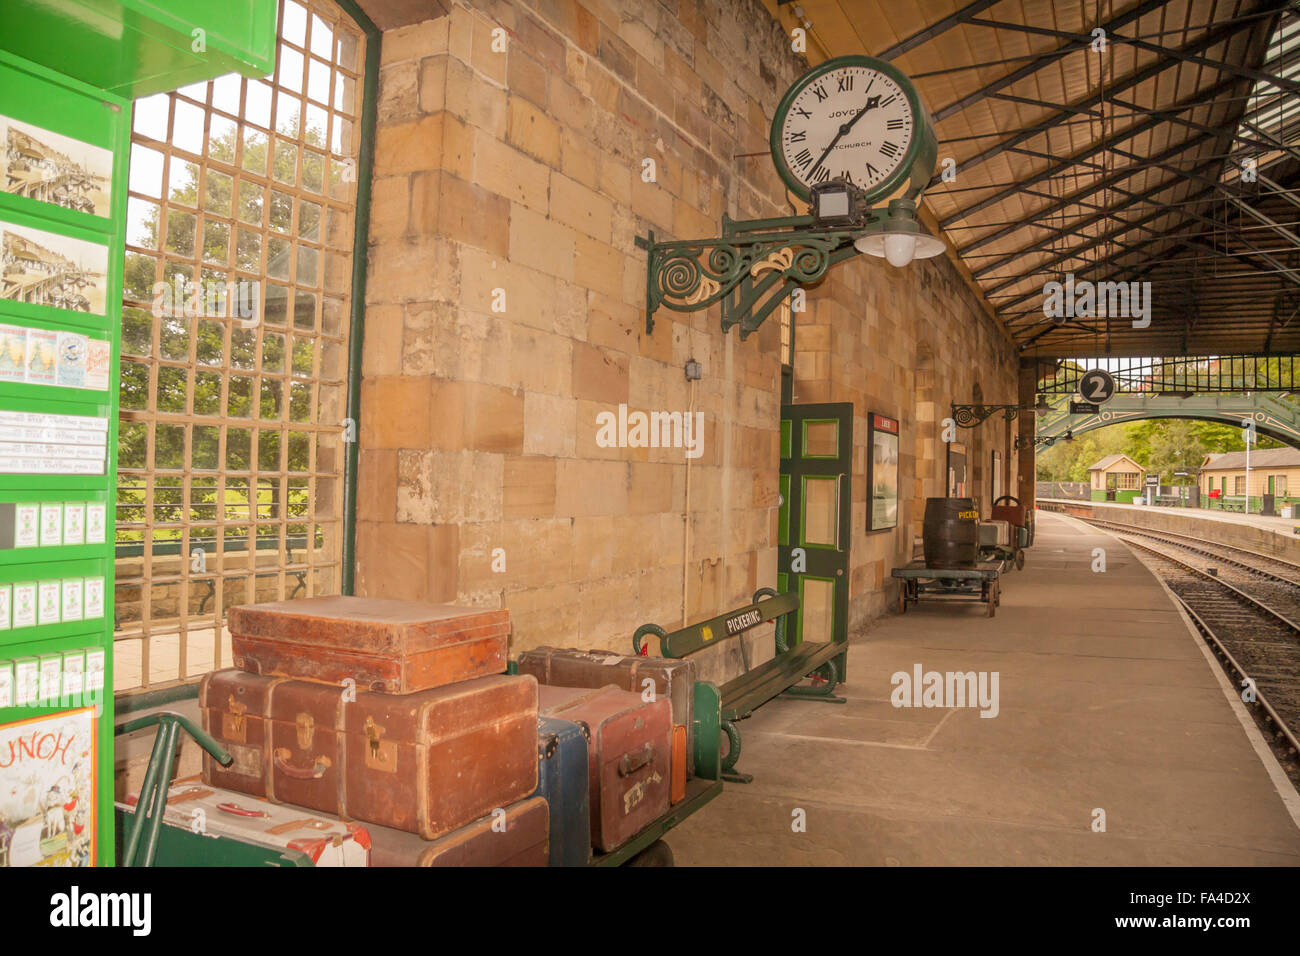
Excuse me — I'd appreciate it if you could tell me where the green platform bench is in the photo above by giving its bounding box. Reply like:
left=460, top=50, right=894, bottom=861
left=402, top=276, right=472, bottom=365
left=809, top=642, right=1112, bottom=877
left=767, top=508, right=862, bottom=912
left=633, top=587, right=846, bottom=783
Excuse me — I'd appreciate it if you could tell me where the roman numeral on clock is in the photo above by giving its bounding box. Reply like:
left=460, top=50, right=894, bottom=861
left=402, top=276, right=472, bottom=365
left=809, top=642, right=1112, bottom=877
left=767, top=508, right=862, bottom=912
left=886, top=118, right=905, bottom=130
left=812, top=84, right=828, bottom=102
left=880, top=93, right=899, bottom=107
left=865, top=161, right=880, bottom=180
left=879, top=140, right=900, bottom=159
left=836, top=75, right=853, bottom=92
left=812, top=166, right=830, bottom=183
left=796, top=107, right=812, bottom=119
left=794, top=148, right=813, bottom=169
left=788, top=130, right=806, bottom=143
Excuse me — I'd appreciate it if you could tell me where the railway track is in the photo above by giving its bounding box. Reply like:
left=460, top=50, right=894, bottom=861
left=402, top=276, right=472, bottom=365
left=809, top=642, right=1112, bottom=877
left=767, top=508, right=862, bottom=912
left=1095, top=529, right=1300, bottom=775
left=1076, top=517, right=1300, bottom=628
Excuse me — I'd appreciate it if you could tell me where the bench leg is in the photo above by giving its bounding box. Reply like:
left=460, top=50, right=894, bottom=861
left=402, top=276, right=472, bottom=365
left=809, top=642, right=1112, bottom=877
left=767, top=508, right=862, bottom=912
left=779, top=660, right=847, bottom=704
left=720, top=720, right=753, bottom=784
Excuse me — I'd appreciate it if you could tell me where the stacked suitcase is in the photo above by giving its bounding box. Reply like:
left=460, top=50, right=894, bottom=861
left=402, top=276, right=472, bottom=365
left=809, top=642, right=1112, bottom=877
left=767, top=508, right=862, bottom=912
left=199, top=596, right=545, bottom=865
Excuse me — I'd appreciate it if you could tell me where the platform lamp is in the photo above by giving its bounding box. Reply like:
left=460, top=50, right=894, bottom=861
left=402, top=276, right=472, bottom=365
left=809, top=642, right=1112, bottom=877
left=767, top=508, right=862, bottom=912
left=1034, top=394, right=1053, bottom=414
left=852, top=198, right=946, bottom=268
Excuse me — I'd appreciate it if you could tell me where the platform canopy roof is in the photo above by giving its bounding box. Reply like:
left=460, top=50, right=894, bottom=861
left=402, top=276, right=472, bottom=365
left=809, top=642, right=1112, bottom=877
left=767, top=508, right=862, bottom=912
left=762, top=0, right=1300, bottom=360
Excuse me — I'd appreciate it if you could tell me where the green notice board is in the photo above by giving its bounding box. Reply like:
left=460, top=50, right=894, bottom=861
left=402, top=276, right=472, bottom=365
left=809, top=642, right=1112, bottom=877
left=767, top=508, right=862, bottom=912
left=0, top=0, right=275, bottom=869
left=0, top=50, right=128, bottom=868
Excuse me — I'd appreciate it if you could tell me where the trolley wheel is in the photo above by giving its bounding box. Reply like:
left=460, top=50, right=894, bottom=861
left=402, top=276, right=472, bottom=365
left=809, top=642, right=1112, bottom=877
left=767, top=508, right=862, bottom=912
left=1014, top=548, right=1025, bottom=571
left=898, top=583, right=907, bottom=614
left=626, top=840, right=674, bottom=867
left=986, top=581, right=998, bottom=617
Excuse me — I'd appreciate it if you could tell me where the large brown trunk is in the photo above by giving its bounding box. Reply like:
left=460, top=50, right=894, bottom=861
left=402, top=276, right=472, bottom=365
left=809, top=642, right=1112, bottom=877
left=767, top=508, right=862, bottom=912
left=228, top=596, right=509, bottom=694
left=201, top=669, right=539, bottom=840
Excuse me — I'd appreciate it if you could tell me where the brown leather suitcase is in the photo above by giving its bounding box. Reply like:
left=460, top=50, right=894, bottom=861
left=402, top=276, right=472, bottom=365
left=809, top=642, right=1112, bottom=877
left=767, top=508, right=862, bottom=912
left=342, top=674, right=538, bottom=839
left=228, top=596, right=509, bottom=694
left=518, top=647, right=696, bottom=779
left=199, top=668, right=283, bottom=798
left=367, top=797, right=549, bottom=867
left=200, top=669, right=539, bottom=839
left=537, top=684, right=671, bottom=853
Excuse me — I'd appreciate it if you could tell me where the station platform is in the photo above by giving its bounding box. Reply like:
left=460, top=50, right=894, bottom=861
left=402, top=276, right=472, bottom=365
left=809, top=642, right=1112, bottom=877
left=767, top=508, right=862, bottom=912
left=670, top=510, right=1300, bottom=865
left=1044, top=497, right=1300, bottom=538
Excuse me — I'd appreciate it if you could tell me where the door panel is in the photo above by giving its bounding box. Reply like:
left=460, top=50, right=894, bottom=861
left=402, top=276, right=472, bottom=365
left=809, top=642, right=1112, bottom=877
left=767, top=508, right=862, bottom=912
left=779, top=402, right=851, bottom=675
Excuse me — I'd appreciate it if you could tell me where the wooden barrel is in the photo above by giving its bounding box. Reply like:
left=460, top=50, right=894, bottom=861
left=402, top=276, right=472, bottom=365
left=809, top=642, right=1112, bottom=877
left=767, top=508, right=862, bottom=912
left=923, top=497, right=980, bottom=569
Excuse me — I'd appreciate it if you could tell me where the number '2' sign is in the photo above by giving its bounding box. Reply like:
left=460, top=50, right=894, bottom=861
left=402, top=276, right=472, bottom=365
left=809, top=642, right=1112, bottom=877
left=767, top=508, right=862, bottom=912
left=1078, top=368, right=1116, bottom=404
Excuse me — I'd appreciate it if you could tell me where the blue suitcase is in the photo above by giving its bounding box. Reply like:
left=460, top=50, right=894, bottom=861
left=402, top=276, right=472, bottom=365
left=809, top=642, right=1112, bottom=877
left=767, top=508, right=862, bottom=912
left=534, top=716, right=591, bottom=867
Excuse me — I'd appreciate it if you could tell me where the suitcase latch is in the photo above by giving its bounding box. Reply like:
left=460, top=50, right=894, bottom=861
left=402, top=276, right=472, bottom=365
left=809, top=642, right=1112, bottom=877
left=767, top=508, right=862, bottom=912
left=364, top=716, right=396, bottom=773
left=223, top=696, right=248, bottom=743
left=296, top=712, right=315, bottom=750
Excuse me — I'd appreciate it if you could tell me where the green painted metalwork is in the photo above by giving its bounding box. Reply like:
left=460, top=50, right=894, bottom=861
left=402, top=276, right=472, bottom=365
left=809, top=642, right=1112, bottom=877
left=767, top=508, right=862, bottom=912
left=1035, top=393, right=1300, bottom=447
left=337, top=0, right=381, bottom=596
left=116, top=711, right=233, bottom=867
left=634, top=221, right=866, bottom=336
left=114, top=810, right=314, bottom=866
left=1039, top=354, right=1300, bottom=395
left=632, top=591, right=799, bottom=657
left=633, top=585, right=846, bottom=783
left=692, top=680, right=722, bottom=782
left=0, top=0, right=279, bottom=98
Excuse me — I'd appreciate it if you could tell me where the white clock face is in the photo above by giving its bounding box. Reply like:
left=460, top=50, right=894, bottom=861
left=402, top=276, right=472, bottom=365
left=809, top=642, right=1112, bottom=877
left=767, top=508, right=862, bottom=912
left=778, top=65, right=915, bottom=196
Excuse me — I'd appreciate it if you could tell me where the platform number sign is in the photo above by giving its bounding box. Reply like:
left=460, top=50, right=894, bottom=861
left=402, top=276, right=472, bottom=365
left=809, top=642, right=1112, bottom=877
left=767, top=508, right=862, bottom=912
left=1078, top=368, right=1116, bottom=405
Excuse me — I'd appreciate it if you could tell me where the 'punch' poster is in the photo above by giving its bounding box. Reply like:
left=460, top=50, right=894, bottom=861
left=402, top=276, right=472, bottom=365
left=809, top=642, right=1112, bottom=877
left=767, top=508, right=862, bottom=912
left=0, top=707, right=97, bottom=867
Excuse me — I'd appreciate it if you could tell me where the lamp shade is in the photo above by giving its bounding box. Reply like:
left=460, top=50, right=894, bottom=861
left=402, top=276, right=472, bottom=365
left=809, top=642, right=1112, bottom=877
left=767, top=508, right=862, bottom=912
left=853, top=198, right=946, bottom=267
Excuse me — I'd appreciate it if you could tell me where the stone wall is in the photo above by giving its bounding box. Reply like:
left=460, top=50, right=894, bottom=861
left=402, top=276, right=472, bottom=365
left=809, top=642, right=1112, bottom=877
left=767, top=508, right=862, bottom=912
left=354, top=0, right=1018, bottom=651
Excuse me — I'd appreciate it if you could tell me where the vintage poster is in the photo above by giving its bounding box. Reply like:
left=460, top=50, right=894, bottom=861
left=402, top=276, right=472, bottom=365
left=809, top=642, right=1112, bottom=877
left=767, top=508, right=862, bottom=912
left=1, top=115, right=113, bottom=217
left=0, top=222, right=108, bottom=315
left=0, top=707, right=97, bottom=867
left=867, top=413, right=899, bottom=532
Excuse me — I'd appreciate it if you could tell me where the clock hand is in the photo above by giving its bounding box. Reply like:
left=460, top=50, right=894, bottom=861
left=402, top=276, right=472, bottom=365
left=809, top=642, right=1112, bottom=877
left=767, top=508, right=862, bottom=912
left=809, top=95, right=882, bottom=177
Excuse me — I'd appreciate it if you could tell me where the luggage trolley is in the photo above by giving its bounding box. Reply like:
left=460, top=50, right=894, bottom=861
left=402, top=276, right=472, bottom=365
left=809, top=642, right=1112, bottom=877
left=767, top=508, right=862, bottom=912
left=892, top=560, right=1003, bottom=617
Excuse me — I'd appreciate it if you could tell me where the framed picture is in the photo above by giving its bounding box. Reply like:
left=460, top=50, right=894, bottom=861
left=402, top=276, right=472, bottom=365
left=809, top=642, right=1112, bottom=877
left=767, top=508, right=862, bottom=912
left=867, top=412, right=899, bottom=532
left=2, top=115, right=113, bottom=218
left=0, top=706, right=98, bottom=867
left=947, top=440, right=968, bottom=497
left=0, top=221, right=108, bottom=315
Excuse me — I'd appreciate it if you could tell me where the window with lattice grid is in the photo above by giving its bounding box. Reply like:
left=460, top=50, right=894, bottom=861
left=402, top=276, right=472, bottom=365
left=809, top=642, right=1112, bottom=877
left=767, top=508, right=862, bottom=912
left=115, top=0, right=365, bottom=692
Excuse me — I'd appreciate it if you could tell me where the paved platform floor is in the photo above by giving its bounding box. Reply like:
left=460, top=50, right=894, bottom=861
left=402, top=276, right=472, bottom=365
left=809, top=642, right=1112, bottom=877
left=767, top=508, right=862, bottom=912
left=671, top=511, right=1300, bottom=865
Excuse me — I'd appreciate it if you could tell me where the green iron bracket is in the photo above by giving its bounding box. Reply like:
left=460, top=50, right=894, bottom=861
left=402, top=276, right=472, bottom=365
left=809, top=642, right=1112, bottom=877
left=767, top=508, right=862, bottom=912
left=635, top=208, right=891, bottom=338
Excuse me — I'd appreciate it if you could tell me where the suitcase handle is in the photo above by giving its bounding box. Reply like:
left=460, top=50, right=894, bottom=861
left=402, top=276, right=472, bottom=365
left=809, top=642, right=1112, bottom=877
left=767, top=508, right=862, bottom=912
left=216, top=801, right=271, bottom=818
left=618, top=743, right=654, bottom=777
left=273, top=748, right=333, bottom=780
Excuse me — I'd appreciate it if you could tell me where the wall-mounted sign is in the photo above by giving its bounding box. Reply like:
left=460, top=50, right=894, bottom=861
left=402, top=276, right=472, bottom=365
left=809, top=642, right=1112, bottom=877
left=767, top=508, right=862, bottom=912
left=1069, top=400, right=1100, bottom=415
left=868, top=413, right=899, bottom=532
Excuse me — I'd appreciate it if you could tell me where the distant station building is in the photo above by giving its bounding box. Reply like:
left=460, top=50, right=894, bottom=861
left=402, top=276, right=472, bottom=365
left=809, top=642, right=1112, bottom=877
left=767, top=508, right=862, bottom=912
left=1087, top=454, right=1146, bottom=503
left=1200, top=448, right=1300, bottom=512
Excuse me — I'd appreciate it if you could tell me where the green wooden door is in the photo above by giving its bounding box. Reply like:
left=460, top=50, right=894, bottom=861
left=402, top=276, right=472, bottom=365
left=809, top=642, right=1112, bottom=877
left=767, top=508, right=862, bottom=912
left=778, top=402, right=851, bottom=678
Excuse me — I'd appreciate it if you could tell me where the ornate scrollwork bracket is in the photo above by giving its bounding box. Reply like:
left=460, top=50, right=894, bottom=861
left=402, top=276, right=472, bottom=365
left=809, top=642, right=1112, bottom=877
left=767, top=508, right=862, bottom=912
left=1014, top=434, right=1057, bottom=451
left=951, top=403, right=1022, bottom=428
left=635, top=210, right=873, bottom=339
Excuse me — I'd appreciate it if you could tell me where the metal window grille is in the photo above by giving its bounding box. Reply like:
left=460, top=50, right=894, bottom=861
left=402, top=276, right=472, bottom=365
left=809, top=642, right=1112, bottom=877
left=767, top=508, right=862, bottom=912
left=115, top=0, right=364, bottom=693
